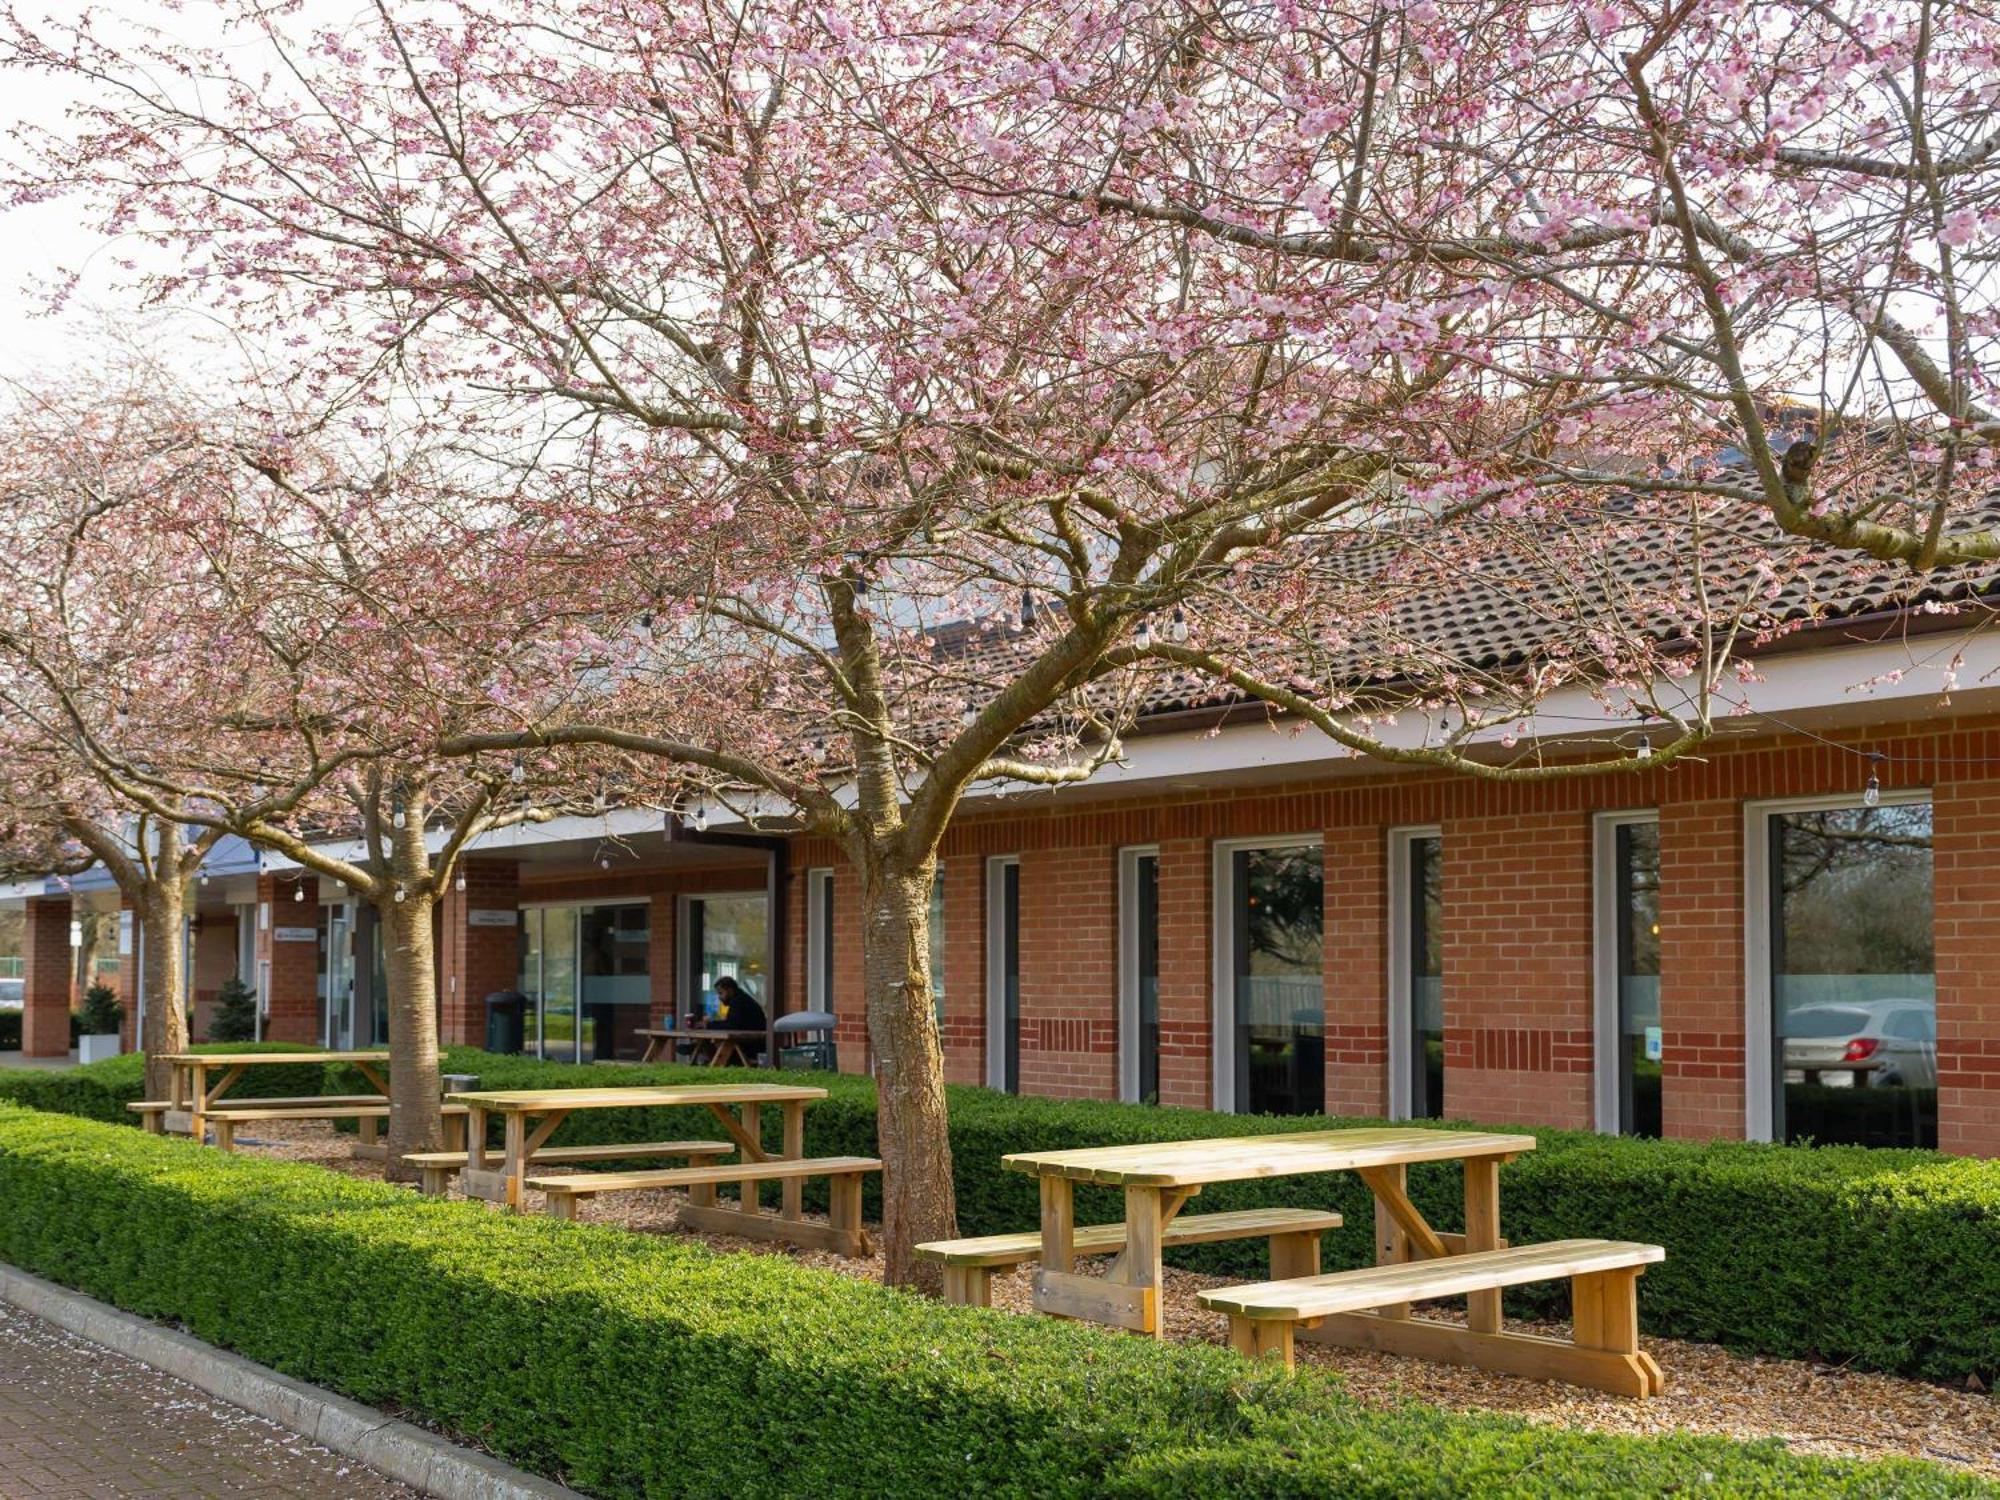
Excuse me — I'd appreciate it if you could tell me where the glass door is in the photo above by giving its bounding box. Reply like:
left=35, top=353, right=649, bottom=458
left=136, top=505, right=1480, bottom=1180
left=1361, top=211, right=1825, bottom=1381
left=542, top=907, right=581, bottom=1063
left=1229, top=842, right=1325, bottom=1115
left=684, top=894, right=771, bottom=1020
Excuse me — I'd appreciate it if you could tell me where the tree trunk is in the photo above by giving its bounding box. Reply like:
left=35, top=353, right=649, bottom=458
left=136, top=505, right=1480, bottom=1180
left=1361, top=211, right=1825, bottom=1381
left=379, top=891, right=445, bottom=1178
left=862, top=862, right=958, bottom=1291
left=139, top=882, right=189, bottom=1102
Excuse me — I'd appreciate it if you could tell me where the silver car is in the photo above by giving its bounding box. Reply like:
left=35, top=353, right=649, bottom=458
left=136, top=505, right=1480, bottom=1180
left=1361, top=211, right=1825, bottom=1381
left=1782, top=999, right=1937, bottom=1088
left=0, top=976, right=21, bottom=1009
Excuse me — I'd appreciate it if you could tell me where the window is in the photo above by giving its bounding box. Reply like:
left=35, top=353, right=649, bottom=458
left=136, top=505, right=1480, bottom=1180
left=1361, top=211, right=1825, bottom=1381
left=1750, top=796, right=1936, bottom=1148
left=1214, top=839, right=1324, bottom=1115
left=985, top=857, right=1020, bottom=1091
left=1119, top=847, right=1161, bottom=1103
left=1593, top=814, right=1661, bottom=1136
left=1388, top=828, right=1444, bottom=1119
left=806, top=868, right=836, bottom=1014
left=927, top=872, right=946, bottom=1014
left=521, top=901, right=651, bottom=1062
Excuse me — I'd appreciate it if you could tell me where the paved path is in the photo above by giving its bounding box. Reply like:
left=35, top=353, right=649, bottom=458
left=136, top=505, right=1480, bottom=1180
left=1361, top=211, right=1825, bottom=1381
left=0, top=1303, right=420, bottom=1498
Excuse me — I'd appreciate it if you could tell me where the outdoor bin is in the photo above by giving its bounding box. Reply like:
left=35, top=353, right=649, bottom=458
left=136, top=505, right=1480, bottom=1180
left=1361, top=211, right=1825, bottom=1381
left=484, top=990, right=528, bottom=1055
left=773, top=1010, right=837, bottom=1071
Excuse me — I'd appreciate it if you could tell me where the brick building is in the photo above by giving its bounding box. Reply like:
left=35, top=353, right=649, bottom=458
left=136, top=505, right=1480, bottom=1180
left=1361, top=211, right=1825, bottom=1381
left=4, top=608, right=1996, bottom=1159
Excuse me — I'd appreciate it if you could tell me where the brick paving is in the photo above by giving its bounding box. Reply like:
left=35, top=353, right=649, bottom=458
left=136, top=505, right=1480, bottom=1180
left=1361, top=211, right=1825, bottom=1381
left=0, top=1303, right=421, bottom=1498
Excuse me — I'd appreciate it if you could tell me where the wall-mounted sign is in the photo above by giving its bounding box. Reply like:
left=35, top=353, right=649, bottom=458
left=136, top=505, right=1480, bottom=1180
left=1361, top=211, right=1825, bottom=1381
left=1644, top=1025, right=1664, bottom=1062
left=273, top=926, right=317, bottom=944
left=468, top=909, right=518, bottom=928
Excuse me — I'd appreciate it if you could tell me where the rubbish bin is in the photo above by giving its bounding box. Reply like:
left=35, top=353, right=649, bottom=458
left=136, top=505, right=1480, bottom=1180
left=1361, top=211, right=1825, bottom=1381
left=773, top=1010, right=837, bottom=1072
left=484, top=990, right=528, bottom=1055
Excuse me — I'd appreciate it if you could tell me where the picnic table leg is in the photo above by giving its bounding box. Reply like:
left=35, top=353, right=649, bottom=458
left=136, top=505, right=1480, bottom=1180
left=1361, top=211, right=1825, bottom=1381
left=501, top=1111, right=528, bottom=1210
left=444, top=1111, right=466, bottom=1152
left=189, top=1063, right=208, bottom=1144
left=1040, top=1176, right=1074, bottom=1273
left=1123, top=1186, right=1166, bottom=1338
left=780, top=1100, right=805, bottom=1220
left=1463, top=1158, right=1503, bottom=1334
left=738, top=1103, right=764, bottom=1214
left=1371, top=1162, right=1412, bottom=1319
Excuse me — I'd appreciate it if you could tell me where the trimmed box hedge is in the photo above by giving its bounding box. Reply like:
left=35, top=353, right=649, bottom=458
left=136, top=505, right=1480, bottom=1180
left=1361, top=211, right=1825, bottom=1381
left=0, top=1105, right=1982, bottom=1499
left=12, top=1045, right=1998, bottom=1383
left=0, top=1042, right=330, bottom=1121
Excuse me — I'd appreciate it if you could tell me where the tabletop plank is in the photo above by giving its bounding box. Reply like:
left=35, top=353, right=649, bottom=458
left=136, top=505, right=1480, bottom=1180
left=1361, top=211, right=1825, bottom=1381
left=1002, top=1128, right=1536, bottom=1186
left=158, top=1051, right=391, bottom=1066
left=447, top=1083, right=827, bottom=1112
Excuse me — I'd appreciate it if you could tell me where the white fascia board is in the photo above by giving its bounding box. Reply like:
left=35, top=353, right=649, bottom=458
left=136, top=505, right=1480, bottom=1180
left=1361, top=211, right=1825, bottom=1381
left=267, top=803, right=672, bottom=871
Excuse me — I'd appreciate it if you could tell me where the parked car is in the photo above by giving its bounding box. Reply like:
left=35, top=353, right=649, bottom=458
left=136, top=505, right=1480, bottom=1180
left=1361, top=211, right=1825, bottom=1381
left=0, top=976, right=22, bottom=1009
left=1782, top=999, right=1937, bottom=1087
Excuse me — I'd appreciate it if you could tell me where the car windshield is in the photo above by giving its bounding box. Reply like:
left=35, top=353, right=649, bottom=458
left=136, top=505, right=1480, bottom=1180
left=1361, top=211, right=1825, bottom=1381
left=1785, top=1008, right=1871, bottom=1038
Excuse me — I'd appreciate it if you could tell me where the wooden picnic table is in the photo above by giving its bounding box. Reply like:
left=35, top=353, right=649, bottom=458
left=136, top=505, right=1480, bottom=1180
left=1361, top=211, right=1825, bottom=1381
left=449, top=1082, right=828, bottom=1223
left=1001, top=1126, right=1536, bottom=1340
left=160, top=1050, right=390, bottom=1143
left=636, top=1027, right=770, bottom=1066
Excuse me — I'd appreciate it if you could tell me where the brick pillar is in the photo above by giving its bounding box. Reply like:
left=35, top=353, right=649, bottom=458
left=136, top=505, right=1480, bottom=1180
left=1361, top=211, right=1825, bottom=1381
left=1155, top=837, right=1212, bottom=1109
left=1016, top=845, right=1117, bottom=1100
left=1323, top=825, right=1389, bottom=1118
left=21, top=895, right=73, bottom=1058
left=646, top=888, right=679, bottom=1027
left=1934, top=778, right=2000, bottom=1156
left=1440, top=813, right=1594, bottom=1129
left=256, top=874, right=320, bottom=1043
left=937, top=854, right=986, bottom=1084
left=830, top=867, right=869, bottom=1072
left=437, top=858, right=519, bottom=1046
left=1657, top=799, right=1746, bottom=1140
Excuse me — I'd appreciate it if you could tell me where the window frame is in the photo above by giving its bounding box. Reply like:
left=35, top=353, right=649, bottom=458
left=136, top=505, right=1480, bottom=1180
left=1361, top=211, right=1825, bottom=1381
left=1117, top=845, right=1160, bottom=1103
left=805, top=868, right=835, bottom=1014
left=1385, top=824, right=1444, bottom=1122
left=1209, top=833, right=1325, bottom=1113
left=1591, top=809, right=1659, bottom=1135
left=1742, top=788, right=1933, bottom=1143
left=984, top=856, right=1021, bottom=1092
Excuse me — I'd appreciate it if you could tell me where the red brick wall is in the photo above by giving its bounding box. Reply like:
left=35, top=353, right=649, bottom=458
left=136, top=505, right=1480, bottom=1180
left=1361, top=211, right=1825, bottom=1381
left=255, top=875, right=320, bottom=1043
left=1441, top=812, right=1594, bottom=1130
left=189, top=912, right=239, bottom=1041
left=1657, top=799, right=1746, bottom=1139
left=1934, top=776, right=2000, bottom=1156
left=1323, top=825, right=1388, bottom=1117
left=22, top=896, right=72, bottom=1057
left=1017, top=845, right=1118, bottom=1099
left=438, top=858, right=521, bottom=1046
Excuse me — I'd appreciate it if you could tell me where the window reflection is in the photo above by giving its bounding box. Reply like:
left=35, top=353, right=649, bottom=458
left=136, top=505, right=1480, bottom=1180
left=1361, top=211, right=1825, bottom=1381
left=1771, top=802, right=1936, bottom=1148
left=1615, top=823, right=1662, bottom=1137
left=1233, top=844, right=1324, bottom=1116
left=1408, top=836, right=1444, bottom=1119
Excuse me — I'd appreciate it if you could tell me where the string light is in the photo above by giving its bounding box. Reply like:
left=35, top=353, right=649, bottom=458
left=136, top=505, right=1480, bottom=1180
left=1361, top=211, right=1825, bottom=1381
left=1019, top=588, right=1037, bottom=629
left=455, top=872, right=467, bottom=893
left=1169, top=606, right=1189, bottom=644
left=1635, top=733, right=1653, bottom=760
left=961, top=698, right=978, bottom=727
left=692, top=804, right=708, bottom=833
left=393, top=886, right=407, bottom=903
left=1864, top=770, right=1882, bottom=807
left=1135, top=616, right=1152, bottom=649
left=509, top=759, right=526, bottom=785
left=292, top=884, right=305, bottom=903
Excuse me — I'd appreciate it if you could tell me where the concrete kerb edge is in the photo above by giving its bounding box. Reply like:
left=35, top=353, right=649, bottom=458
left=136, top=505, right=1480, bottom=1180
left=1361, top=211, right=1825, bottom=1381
left=0, top=1260, right=581, bottom=1500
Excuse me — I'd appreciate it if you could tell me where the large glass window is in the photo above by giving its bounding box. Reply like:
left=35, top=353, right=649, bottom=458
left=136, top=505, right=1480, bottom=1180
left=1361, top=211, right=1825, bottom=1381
left=1613, top=822, right=1662, bottom=1138
left=520, top=902, right=650, bottom=1062
left=1229, top=843, right=1325, bottom=1116
left=685, top=893, right=771, bottom=1021
left=1121, top=849, right=1161, bottom=1103
left=1396, top=833, right=1445, bottom=1120
left=1769, top=801, right=1935, bottom=1148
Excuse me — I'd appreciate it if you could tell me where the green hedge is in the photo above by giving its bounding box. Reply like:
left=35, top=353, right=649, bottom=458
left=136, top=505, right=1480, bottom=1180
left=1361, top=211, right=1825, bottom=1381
left=14, top=1045, right=2000, bottom=1383
left=0, top=1106, right=1980, bottom=1499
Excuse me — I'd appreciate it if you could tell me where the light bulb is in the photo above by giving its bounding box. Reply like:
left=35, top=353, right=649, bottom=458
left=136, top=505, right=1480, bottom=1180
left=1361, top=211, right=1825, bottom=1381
left=199, top=872, right=209, bottom=886
left=1020, top=588, right=1036, bottom=629
left=393, top=886, right=407, bottom=903
left=593, top=790, right=606, bottom=812
left=809, top=739, right=827, bottom=765
left=392, top=810, right=406, bottom=829
left=1864, top=771, right=1881, bottom=807
left=599, top=857, right=611, bottom=870
left=292, top=885, right=305, bottom=903
left=1169, top=607, right=1189, bottom=644
left=1135, top=616, right=1152, bottom=649
left=454, top=873, right=467, bottom=892
left=961, top=699, right=978, bottom=726
left=1636, top=734, right=1652, bottom=761
left=510, top=761, right=526, bottom=785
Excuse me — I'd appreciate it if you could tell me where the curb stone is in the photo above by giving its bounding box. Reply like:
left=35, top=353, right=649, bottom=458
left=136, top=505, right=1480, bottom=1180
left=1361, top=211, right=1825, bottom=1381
left=0, top=1260, right=582, bottom=1500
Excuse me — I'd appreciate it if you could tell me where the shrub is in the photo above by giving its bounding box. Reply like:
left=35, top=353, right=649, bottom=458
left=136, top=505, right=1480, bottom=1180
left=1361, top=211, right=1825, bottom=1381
left=0, top=1105, right=1977, bottom=1500
left=206, top=978, right=258, bottom=1044
left=76, top=984, right=123, bottom=1037
left=0, top=1042, right=330, bottom=1120
left=15, top=1045, right=1999, bottom=1383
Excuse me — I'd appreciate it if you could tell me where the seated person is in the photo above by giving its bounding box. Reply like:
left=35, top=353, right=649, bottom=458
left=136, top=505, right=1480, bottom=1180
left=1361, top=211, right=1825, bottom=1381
left=713, top=975, right=768, bottom=1060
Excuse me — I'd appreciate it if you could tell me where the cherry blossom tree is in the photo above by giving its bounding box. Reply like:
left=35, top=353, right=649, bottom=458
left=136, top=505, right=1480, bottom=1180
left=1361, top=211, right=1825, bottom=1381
left=5, top=0, right=1993, bottom=1281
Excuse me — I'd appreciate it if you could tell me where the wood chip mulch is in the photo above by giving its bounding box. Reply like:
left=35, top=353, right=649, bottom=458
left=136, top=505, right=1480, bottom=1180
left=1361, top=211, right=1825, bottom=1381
left=230, top=1120, right=1998, bottom=1479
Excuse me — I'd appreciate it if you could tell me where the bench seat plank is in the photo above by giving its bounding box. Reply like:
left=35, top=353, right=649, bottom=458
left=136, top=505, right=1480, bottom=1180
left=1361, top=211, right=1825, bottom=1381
left=404, top=1140, right=735, bottom=1168
left=206, top=1103, right=471, bottom=1122
left=526, top=1155, right=881, bottom=1196
left=1200, top=1239, right=1663, bottom=1320
left=917, top=1207, right=1344, bottom=1267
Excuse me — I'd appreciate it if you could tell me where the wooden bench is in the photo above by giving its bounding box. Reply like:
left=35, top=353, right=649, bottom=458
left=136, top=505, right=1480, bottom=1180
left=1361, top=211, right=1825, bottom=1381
left=402, top=1140, right=734, bottom=1197
left=528, top=1155, right=882, bottom=1256
left=1198, top=1238, right=1666, bottom=1396
left=129, top=1095, right=392, bottom=1136
left=205, top=1102, right=469, bottom=1154
left=917, top=1207, right=1345, bottom=1308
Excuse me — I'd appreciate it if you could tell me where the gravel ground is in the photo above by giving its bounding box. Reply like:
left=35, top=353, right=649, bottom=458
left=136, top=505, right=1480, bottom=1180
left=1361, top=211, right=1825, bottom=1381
left=235, top=1120, right=1997, bottom=1479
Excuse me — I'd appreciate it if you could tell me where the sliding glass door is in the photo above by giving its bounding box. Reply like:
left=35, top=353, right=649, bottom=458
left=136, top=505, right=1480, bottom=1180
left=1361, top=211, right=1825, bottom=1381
left=1225, top=841, right=1325, bottom=1116
left=521, top=901, right=651, bottom=1062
